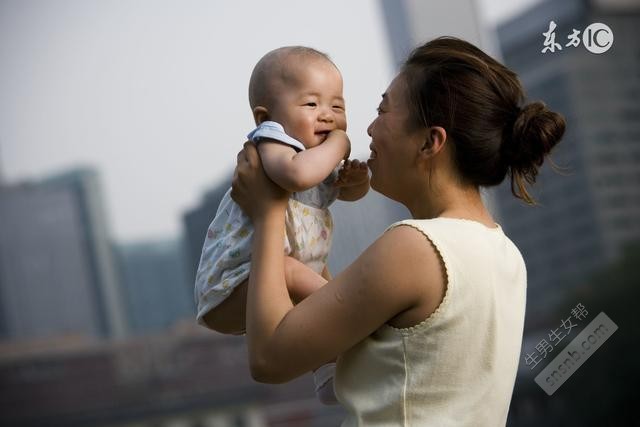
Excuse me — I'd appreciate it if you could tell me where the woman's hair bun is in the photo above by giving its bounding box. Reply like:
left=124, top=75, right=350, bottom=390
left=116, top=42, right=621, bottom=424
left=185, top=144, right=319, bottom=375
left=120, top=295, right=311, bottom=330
left=503, top=101, right=566, bottom=204
left=508, top=101, right=565, bottom=170
left=400, top=36, right=567, bottom=205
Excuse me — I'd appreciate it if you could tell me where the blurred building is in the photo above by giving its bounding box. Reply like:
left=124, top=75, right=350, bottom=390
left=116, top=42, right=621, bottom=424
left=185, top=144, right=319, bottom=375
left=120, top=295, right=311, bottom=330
left=0, top=168, right=127, bottom=341
left=0, top=326, right=346, bottom=427
left=115, top=239, right=194, bottom=335
left=379, top=0, right=499, bottom=63
left=494, top=0, right=640, bottom=313
left=327, top=194, right=409, bottom=273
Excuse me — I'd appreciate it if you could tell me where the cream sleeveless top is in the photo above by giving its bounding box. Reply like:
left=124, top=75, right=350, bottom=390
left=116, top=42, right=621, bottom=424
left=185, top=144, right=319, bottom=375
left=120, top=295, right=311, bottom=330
left=334, top=218, right=527, bottom=426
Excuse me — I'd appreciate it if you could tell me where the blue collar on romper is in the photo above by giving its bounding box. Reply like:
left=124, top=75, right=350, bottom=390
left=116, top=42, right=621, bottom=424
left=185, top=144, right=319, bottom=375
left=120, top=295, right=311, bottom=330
left=247, top=121, right=306, bottom=152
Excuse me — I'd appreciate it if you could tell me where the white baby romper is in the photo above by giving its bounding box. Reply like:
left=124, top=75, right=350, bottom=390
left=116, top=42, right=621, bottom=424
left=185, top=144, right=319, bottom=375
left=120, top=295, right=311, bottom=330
left=194, top=121, right=339, bottom=326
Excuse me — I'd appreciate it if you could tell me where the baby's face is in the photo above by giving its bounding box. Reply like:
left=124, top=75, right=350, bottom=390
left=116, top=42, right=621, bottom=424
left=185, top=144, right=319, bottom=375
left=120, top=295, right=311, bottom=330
left=269, top=58, right=347, bottom=149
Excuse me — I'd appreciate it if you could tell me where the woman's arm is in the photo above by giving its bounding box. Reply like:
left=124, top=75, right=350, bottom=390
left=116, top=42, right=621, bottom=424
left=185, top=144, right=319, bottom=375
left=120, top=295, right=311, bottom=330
left=257, top=129, right=350, bottom=193
left=232, top=143, right=443, bottom=384
left=247, top=223, right=438, bottom=382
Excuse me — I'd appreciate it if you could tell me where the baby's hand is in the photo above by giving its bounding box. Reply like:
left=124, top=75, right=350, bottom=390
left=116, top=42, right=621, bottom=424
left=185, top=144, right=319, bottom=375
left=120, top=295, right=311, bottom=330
left=334, top=159, right=369, bottom=187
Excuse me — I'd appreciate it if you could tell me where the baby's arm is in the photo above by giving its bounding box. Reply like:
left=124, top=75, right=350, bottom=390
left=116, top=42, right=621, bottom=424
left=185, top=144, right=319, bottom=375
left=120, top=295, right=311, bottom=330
left=336, top=159, right=370, bottom=201
left=257, top=129, right=350, bottom=192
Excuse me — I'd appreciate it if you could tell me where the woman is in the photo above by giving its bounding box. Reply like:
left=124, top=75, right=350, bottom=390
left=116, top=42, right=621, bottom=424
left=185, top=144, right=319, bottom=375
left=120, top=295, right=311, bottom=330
left=230, top=37, right=565, bottom=426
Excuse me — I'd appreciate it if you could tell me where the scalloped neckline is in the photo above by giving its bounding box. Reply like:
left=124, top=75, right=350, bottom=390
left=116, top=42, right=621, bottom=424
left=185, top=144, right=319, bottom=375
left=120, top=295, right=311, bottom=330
left=437, top=216, right=501, bottom=231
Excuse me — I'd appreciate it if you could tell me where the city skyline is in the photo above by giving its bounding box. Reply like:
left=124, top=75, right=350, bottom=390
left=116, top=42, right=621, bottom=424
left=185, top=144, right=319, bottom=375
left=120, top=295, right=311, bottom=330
left=0, top=0, right=541, bottom=243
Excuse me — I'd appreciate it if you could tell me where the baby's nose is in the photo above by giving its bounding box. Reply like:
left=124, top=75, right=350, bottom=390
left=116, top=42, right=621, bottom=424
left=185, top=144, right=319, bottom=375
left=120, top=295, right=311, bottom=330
left=319, top=108, right=334, bottom=122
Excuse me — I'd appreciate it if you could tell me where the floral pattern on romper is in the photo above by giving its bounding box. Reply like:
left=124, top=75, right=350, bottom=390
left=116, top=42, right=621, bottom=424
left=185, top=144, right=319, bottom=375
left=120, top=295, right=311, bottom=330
left=194, top=168, right=339, bottom=326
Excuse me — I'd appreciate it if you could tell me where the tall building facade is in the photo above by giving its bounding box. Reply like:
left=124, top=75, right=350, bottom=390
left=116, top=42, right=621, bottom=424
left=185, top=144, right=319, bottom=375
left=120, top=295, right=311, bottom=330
left=115, top=238, right=194, bottom=334
left=495, top=0, right=640, bottom=310
left=0, top=168, right=127, bottom=340
left=379, top=0, right=498, bottom=64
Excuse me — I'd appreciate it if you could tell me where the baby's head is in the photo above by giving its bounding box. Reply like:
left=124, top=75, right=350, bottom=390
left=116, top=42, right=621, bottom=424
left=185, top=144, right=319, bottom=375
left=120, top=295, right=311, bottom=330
left=249, top=46, right=347, bottom=149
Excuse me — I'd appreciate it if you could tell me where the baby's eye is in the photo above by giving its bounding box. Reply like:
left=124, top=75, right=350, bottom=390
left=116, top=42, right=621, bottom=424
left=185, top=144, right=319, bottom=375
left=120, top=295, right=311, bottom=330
left=333, top=105, right=345, bottom=111
left=305, top=102, right=317, bottom=107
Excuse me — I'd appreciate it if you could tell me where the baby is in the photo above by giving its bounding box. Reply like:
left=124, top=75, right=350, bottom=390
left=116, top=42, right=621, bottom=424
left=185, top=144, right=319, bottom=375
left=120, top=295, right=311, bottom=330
left=194, top=46, right=369, bottom=403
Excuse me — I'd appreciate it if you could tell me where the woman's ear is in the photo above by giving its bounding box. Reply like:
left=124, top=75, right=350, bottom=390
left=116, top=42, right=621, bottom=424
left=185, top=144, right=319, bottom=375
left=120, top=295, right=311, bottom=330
left=252, top=106, right=269, bottom=125
left=421, top=126, right=447, bottom=156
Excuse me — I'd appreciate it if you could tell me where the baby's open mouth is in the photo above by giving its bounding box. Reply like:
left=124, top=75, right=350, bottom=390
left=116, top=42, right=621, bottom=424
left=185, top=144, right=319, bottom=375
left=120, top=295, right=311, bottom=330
left=315, top=130, right=331, bottom=140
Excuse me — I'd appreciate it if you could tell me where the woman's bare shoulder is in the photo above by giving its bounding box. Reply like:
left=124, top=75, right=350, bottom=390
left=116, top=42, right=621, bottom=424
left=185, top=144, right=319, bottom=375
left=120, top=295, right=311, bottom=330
left=368, top=224, right=443, bottom=297
left=378, top=224, right=448, bottom=329
left=304, top=224, right=443, bottom=338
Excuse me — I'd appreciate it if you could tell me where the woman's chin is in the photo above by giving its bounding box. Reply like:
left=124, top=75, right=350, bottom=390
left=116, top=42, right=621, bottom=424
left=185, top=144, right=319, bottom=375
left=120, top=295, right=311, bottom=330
left=368, top=175, right=393, bottom=200
left=369, top=174, right=379, bottom=192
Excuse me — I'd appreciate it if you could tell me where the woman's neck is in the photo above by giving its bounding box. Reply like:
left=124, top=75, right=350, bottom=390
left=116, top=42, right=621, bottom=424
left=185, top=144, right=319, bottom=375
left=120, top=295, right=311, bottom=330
left=406, top=181, right=494, bottom=225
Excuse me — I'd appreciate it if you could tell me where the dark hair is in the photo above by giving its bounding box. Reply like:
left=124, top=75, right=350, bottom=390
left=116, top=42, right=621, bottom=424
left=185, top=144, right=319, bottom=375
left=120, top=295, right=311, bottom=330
left=401, top=37, right=565, bottom=204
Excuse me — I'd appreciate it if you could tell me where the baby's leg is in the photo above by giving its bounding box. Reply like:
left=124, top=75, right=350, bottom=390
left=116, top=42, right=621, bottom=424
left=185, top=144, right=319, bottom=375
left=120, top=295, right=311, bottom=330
left=285, top=256, right=329, bottom=304
left=203, top=257, right=327, bottom=334
left=202, top=279, right=248, bottom=335
left=282, top=257, right=339, bottom=404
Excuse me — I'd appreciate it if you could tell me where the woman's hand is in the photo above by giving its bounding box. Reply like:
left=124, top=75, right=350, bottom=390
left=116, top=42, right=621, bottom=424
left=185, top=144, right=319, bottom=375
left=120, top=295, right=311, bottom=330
left=231, top=142, right=290, bottom=221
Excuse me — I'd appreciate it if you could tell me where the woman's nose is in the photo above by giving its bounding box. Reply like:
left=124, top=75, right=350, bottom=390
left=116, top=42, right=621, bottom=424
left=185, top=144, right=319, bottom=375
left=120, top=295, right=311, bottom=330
left=367, top=119, right=374, bottom=136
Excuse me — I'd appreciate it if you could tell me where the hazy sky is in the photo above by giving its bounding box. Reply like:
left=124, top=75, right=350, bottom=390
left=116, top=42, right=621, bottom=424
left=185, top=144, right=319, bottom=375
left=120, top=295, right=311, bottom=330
left=0, top=0, right=540, bottom=243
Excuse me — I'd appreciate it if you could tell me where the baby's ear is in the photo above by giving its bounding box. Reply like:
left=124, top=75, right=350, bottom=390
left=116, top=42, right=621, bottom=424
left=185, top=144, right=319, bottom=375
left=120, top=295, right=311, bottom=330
left=252, top=106, right=269, bottom=125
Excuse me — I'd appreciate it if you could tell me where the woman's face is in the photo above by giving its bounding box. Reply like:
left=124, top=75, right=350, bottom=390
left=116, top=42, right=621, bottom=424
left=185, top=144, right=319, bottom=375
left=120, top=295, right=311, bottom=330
left=367, top=74, right=424, bottom=201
